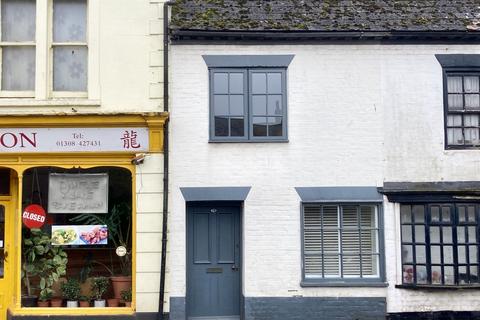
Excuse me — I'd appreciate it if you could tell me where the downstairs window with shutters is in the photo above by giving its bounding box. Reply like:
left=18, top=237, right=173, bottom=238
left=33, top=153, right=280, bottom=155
left=302, top=204, right=384, bottom=284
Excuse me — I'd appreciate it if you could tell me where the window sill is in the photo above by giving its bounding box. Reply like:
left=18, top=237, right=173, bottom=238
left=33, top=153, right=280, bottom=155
left=0, top=99, right=100, bottom=108
left=396, top=284, right=480, bottom=290
left=301, top=281, right=388, bottom=288
left=209, top=139, right=289, bottom=143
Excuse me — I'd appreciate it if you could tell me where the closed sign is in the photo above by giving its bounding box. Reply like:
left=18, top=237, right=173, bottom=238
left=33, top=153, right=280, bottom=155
left=23, top=204, right=46, bottom=229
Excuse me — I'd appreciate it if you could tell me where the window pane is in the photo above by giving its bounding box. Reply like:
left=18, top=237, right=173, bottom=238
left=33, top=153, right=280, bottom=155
left=444, top=266, right=454, bottom=285
left=447, top=128, right=464, bottom=145
left=213, top=95, right=228, bottom=115
left=459, top=266, right=467, bottom=284
left=416, top=245, right=426, bottom=263
left=458, top=245, right=467, bottom=263
left=468, top=226, right=476, bottom=243
left=459, top=206, right=466, bottom=222
left=214, top=117, right=228, bottom=137
left=361, top=255, right=378, bottom=277
left=400, top=205, right=411, bottom=223
left=2, top=46, right=35, bottom=91
left=414, top=225, right=425, bottom=243
left=431, top=245, right=441, bottom=264
left=229, top=73, right=243, bottom=94
left=53, top=0, right=87, bottom=42
left=229, top=95, right=244, bottom=115
left=413, top=206, right=424, bottom=223
left=470, top=266, right=478, bottom=283
left=432, top=265, right=442, bottom=284
left=447, top=76, right=463, bottom=93
left=470, top=246, right=478, bottom=263
left=443, top=227, right=452, bottom=243
left=465, top=94, right=480, bottom=109
left=267, top=117, right=283, bottom=137
left=444, top=246, right=453, bottom=263
left=431, top=206, right=440, bottom=222
left=402, top=225, right=412, bottom=242
left=464, top=128, right=479, bottom=145
left=442, top=207, right=451, bottom=222
left=343, top=255, right=360, bottom=276
left=252, top=95, right=267, bottom=115
left=447, top=115, right=462, bottom=127
left=430, top=227, right=440, bottom=243
left=402, top=245, right=413, bottom=263
left=230, top=118, right=244, bottom=137
left=464, top=76, right=479, bottom=93
left=323, top=255, right=339, bottom=276
left=417, top=265, right=428, bottom=284
left=53, top=46, right=87, bottom=91
left=213, top=73, right=228, bottom=94
left=252, top=117, right=267, bottom=136
left=361, top=230, right=378, bottom=254
left=468, top=207, right=476, bottom=222
left=267, top=73, right=282, bottom=94
left=251, top=73, right=266, bottom=94
left=403, top=265, right=414, bottom=283
left=342, top=230, right=359, bottom=254
left=1, top=0, right=35, bottom=41
left=267, top=95, right=283, bottom=115
left=448, top=94, right=464, bottom=110
left=457, top=226, right=466, bottom=243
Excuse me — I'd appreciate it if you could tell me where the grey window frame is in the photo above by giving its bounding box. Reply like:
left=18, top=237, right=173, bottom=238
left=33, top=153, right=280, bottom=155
left=209, top=67, right=288, bottom=142
left=300, top=202, right=386, bottom=287
left=436, top=54, right=480, bottom=150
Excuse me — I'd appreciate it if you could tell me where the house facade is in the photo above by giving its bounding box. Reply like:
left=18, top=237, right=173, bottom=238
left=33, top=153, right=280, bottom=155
left=0, top=0, right=167, bottom=319
left=167, top=1, right=480, bottom=319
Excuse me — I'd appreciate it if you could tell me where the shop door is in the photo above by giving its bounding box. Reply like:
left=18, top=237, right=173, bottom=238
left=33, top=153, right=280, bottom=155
left=187, top=204, right=241, bottom=320
left=0, top=202, right=10, bottom=320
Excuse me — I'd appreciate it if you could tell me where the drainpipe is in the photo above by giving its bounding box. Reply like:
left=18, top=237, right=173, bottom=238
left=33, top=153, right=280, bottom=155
left=159, top=1, right=173, bottom=319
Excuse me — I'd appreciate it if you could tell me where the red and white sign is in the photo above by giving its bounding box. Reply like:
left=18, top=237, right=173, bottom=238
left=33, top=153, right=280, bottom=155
left=22, top=204, right=47, bottom=229
left=0, top=128, right=149, bottom=153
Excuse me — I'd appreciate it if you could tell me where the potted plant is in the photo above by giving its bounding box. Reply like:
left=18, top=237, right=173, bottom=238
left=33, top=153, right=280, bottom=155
left=79, top=295, right=90, bottom=307
left=107, top=297, right=119, bottom=307
left=21, top=228, right=68, bottom=307
left=121, top=288, right=132, bottom=307
left=61, top=278, right=81, bottom=308
left=91, top=277, right=109, bottom=307
left=72, top=203, right=132, bottom=299
left=37, top=290, right=51, bottom=307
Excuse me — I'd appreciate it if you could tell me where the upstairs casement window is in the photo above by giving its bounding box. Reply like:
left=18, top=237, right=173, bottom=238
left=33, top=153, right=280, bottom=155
left=52, top=0, right=88, bottom=94
left=302, top=204, right=383, bottom=283
left=0, top=0, right=36, bottom=95
left=210, top=68, right=288, bottom=142
left=401, top=203, right=480, bottom=287
left=445, top=74, right=480, bottom=148
left=0, top=0, right=88, bottom=98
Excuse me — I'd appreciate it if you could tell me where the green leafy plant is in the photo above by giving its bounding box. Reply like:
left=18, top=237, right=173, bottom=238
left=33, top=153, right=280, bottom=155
left=61, top=278, right=81, bottom=301
left=71, top=203, right=131, bottom=276
left=21, top=228, right=68, bottom=299
left=38, top=290, right=52, bottom=302
left=120, top=288, right=132, bottom=302
left=91, top=277, right=109, bottom=301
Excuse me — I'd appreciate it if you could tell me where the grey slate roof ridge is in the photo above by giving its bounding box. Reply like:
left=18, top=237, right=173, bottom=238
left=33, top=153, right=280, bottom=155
left=170, top=0, right=480, bottom=33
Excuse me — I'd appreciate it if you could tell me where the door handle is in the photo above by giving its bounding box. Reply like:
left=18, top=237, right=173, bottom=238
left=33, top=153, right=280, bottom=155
left=231, top=265, right=239, bottom=271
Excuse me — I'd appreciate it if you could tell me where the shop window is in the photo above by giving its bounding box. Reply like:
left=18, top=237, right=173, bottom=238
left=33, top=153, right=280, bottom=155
left=302, top=203, right=384, bottom=283
left=0, top=169, right=9, bottom=195
left=21, top=166, right=133, bottom=308
left=400, top=203, right=480, bottom=286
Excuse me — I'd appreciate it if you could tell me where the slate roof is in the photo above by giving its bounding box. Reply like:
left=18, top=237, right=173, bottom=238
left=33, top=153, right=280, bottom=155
left=170, top=0, right=480, bottom=33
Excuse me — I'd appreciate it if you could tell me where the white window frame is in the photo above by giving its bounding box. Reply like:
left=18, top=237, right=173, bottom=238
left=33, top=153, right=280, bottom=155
left=0, top=0, right=99, bottom=101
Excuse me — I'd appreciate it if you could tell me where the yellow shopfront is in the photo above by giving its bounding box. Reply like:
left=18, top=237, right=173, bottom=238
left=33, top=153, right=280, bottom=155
left=0, top=113, right=166, bottom=320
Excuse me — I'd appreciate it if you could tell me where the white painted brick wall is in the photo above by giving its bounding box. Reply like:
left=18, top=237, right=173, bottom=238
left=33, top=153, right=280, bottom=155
left=169, top=44, right=480, bottom=314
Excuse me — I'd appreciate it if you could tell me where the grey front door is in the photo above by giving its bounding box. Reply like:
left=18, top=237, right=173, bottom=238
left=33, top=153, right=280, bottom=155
left=187, top=204, right=241, bottom=319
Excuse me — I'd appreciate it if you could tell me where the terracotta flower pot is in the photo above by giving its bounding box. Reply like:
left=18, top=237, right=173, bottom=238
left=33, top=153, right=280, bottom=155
left=110, top=276, right=131, bottom=299
left=107, top=298, right=119, bottom=307
left=37, top=300, right=49, bottom=307
left=50, top=298, right=63, bottom=307
left=125, top=301, right=132, bottom=307
left=79, top=300, right=90, bottom=307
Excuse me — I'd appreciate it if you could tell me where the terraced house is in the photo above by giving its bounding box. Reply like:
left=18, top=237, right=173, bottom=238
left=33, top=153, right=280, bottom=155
left=167, top=1, right=480, bottom=319
left=0, top=1, right=168, bottom=320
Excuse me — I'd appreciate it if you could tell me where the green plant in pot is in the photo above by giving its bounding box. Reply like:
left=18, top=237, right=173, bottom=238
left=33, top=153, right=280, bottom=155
left=121, top=288, right=132, bottom=307
left=21, top=228, right=68, bottom=307
left=79, top=295, right=90, bottom=307
left=37, top=290, right=52, bottom=307
left=91, top=277, right=109, bottom=308
left=72, top=203, right=132, bottom=299
left=61, top=278, right=81, bottom=308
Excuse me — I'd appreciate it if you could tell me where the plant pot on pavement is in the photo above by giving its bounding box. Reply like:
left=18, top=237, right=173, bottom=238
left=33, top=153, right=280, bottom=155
left=50, top=298, right=63, bottom=307
left=94, top=300, right=106, bottom=308
left=110, top=276, right=131, bottom=300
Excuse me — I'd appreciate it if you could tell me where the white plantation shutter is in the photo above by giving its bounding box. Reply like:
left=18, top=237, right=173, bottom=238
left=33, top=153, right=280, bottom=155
left=303, top=204, right=379, bottom=279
